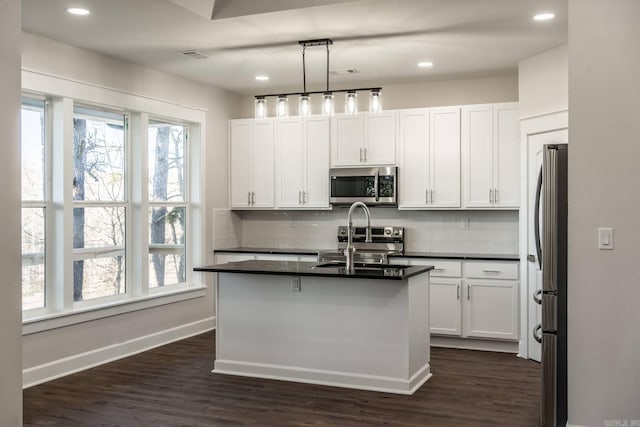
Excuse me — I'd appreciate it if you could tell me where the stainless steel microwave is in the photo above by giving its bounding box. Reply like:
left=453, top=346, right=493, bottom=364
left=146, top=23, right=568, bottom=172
left=329, top=166, right=397, bottom=206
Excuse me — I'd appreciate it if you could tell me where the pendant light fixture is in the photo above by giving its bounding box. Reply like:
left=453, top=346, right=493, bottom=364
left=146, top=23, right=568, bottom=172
left=254, top=39, right=382, bottom=118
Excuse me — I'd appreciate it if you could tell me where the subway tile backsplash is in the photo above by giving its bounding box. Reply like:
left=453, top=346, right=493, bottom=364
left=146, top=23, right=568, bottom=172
left=213, top=208, right=518, bottom=254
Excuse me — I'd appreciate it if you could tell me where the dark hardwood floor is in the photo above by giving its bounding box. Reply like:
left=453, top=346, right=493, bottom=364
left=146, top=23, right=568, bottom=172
left=24, top=331, right=541, bottom=426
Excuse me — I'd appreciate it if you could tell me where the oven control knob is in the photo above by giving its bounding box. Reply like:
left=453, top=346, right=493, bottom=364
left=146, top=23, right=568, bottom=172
left=393, top=229, right=400, bottom=236
left=384, top=228, right=391, bottom=235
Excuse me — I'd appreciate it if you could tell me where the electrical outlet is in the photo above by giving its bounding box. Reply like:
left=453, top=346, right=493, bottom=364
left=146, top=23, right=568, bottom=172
left=291, top=277, right=301, bottom=292
left=462, top=217, right=470, bottom=230
left=598, top=227, right=614, bottom=250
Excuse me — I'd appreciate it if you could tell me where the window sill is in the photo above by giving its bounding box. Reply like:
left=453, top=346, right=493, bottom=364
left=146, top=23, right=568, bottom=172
left=22, top=284, right=208, bottom=335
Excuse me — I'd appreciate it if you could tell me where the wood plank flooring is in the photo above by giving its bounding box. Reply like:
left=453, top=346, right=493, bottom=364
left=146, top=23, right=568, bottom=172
left=24, top=331, right=541, bottom=426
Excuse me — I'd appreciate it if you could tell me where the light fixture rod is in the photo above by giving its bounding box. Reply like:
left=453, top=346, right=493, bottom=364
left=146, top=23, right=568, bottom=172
left=326, top=44, right=330, bottom=92
left=302, top=45, right=307, bottom=94
left=298, top=38, right=333, bottom=48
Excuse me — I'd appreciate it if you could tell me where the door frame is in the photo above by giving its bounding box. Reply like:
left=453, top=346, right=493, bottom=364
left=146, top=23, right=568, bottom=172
left=518, top=110, right=568, bottom=359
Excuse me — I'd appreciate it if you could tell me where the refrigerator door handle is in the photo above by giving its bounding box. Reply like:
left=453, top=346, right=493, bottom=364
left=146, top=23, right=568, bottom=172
left=533, top=324, right=542, bottom=343
left=534, top=166, right=543, bottom=270
left=533, top=289, right=542, bottom=305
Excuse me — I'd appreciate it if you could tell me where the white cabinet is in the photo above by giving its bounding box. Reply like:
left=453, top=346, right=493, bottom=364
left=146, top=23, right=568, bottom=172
left=276, top=116, right=330, bottom=209
left=230, top=119, right=275, bottom=209
left=330, top=112, right=396, bottom=166
left=395, top=257, right=519, bottom=342
left=462, top=103, right=520, bottom=208
left=397, top=108, right=460, bottom=208
left=215, top=252, right=317, bottom=264
left=463, top=261, right=519, bottom=340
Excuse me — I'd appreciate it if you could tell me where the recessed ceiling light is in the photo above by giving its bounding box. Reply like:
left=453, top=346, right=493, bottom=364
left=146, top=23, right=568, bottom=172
left=533, top=12, right=555, bottom=21
left=67, top=7, right=90, bottom=15
left=255, top=75, right=269, bottom=81
left=418, top=62, right=434, bottom=68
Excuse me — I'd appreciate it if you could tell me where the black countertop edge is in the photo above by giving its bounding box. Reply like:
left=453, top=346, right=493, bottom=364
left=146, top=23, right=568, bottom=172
left=213, top=247, right=519, bottom=261
left=195, top=260, right=433, bottom=281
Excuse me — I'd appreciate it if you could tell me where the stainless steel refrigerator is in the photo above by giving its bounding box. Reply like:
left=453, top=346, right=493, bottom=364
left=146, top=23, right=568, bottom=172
left=533, top=143, right=568, bottom=426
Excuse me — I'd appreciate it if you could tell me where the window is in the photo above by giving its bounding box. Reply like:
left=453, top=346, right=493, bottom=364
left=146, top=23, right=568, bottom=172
left=72, top=107, right=127, bottom=301
left=148, top=121, right=187, bottom=288
left=21, top=97, right=47, bottom=310
left=20, top=79, right=205, bottom=323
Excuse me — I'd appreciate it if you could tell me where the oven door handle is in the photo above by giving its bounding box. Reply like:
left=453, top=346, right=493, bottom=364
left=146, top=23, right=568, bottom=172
left=374, top=170, right=380, bottom=202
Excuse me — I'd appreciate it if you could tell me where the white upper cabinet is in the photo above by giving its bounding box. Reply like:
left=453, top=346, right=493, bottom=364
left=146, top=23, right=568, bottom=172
left=462, top=102, right=520, bottom=208
left=397, top=107, right=460, bottom=209
left=275, top=116, right=330, bottom=209
left=229, top=119, right=275, bottom=209
left=331, top=112, right=396, bottom=166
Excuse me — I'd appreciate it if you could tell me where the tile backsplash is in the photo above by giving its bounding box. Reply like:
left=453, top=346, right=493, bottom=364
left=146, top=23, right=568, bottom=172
left=213, top=208, right=518, bottom=254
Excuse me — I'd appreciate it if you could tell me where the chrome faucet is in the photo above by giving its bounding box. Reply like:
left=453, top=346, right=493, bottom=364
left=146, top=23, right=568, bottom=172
left=344, top=201, right=372, bottom=273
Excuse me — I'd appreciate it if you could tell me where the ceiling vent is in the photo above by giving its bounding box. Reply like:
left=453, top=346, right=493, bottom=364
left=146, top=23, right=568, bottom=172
left=330, top=69, right=360, bottom=75
left=179, top=50, right=209, bottom=59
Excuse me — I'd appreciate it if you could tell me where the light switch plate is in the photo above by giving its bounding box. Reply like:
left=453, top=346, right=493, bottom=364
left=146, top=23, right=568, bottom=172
left=598, top=227, right=614, bottom=250
left=291, top=277, right=301, bottom=292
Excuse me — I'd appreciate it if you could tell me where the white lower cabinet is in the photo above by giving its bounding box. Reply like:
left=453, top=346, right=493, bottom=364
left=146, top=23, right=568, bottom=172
left=394, top=258, right=519, bottom=342
left=215, top=252, right=316, bottom=264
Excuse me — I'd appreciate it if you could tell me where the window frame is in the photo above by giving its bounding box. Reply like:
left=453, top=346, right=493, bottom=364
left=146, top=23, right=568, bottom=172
left=21, top=71, right=207, bottom=329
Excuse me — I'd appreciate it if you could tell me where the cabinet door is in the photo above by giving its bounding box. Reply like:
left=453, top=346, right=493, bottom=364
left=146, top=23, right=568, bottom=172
left=331, top=115, right=363, bottom=166
left=250, top=120, right=275, bottom=208
left=364, top=112, right=396, bottom=165
left=462, top=105, right=494, bottom=207
left=276, top=118, right=304, bottom=208
left=430, top=278, right=462, bottom=336
left=493, top=104, right=520, bottom=207
left=430, top=107, right=461, bottom=207
left=304, top=116, right=330, bottom=208
left=464, top=279, right=519, bottom=340
left=397, top=110, right=429, bottom=208
left=229, top=120, right=251, bottom=208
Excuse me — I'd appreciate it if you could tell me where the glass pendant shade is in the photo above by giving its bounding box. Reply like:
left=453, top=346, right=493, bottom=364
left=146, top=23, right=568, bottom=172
left=299, top=94, right=311, bottom=117
left=254, top=97, right=267, bottom=119
left=369, top=89, right=382, bottom=114
left=276, top=95, right=289, bottom=117
left=345, top=91, right=358, bottom=115
left=322, top=92, right=335, bottom=116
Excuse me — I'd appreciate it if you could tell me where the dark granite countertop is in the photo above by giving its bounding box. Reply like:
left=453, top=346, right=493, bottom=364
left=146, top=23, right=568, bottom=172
left=195, top=260, right=433, bottom=281
left=213, top=247, right=519, bottom=261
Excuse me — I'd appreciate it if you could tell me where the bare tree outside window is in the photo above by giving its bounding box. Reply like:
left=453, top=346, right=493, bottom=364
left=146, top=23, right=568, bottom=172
left=72, top=109, right=126, bottom=301
left=149, top=122, right=186, bottom=288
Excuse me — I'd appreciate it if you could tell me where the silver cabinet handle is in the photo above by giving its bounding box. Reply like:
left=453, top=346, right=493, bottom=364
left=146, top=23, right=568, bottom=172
left=432, top=268, right=444, bottom=271
left=364, top=148, right=367, bottom=162
left=482, top=269, right=501, bottom=274
left=248, top=191, right=251, bottom=205
left=489, top=188, right=493, bottom=203
left=457, top=283, right=460, bottom=299
left=533, top=289, right=542, bottom=305
left=303, top=191, right=307, bottom=204
left=425, top=189, right=429, bottom=204
left=359, top=147, right=363, bottom=162
left=251, top=192, right=255, bottom=205
left=494, top=188, right=498, bottom=203
left=533, top=324, right=542, bottom=343
left=298, top=190, right=302, bottom=204
left=430, top=189, right=434, bottom=203
left=467, top=283, right=470, bottom=300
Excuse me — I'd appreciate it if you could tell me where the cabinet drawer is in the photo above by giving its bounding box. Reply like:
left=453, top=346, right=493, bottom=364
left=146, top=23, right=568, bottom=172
left=464, top=261, right=519, bottom=280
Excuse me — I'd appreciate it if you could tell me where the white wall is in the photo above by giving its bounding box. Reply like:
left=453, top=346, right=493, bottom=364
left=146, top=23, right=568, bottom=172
left=238, top=72, right=518, bottom=118
left=0, top=0, right=23, bottom=424
left=568, top=1, right=640, bottom=425
left=518, top=45, right=568, bottom=119
left=21, top=33, right=241, bottom=382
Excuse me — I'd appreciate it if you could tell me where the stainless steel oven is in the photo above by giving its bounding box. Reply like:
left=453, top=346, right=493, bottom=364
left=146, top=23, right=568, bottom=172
left=329, top=166, right=397, bottom=206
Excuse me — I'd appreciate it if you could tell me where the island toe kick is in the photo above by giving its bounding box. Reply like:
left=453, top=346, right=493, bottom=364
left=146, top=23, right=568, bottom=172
left=213, top=271, right=432, bottom=395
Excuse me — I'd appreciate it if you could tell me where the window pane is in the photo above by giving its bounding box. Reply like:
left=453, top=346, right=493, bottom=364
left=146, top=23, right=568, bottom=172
left=73, top=256, right=125, bottom=301
left=73, top=207, right=125, bottom=302
left=148, top=123, right=185, bottom=202
left=73, top=107, right=125, bottom=202
left=21, top=99, right=45, bottom=201
left=149, top=206, right=185, bottom=288
left=73, top=207, right=125, bottom=249
left=22, top=207, right=45, bottom=310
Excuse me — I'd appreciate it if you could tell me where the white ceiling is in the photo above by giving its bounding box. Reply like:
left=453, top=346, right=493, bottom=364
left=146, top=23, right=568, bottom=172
left=22, top=0, right=568, bottom=95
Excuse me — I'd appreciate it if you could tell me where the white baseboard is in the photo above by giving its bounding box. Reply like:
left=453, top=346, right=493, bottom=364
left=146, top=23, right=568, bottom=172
left=213, top=359, right=432, bottom=395
left=23, top=316, right=216, bottom=389
left=431, top=336, right=519, bottom=353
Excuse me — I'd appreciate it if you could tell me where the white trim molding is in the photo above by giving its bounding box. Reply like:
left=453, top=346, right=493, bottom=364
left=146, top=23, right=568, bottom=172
left=23, top=316, right=216, bottom=388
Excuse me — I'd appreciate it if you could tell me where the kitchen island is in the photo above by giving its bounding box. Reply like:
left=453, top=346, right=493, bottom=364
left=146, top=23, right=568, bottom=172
left=195, top=260, right=433, bottom=394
